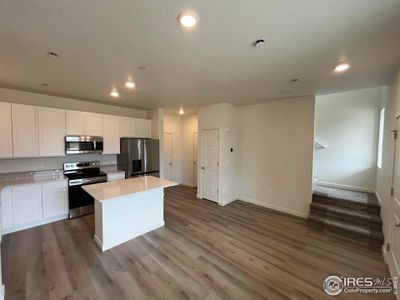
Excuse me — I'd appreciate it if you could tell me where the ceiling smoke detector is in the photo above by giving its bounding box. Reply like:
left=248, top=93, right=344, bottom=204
left=47, top=51, right=59, bottom=59
left=253, top=39, right=265, bottom=47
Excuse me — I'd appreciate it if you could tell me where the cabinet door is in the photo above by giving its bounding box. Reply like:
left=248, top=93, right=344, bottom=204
left=103, top=115, right=120, bottom=154
left=13, top=184, right=42, bottom=226
left=66, top=110, right=85, bottom=135
left=12, top=104, right=38, bottom=157
left=135, top=119, right=151, bottom=138
left=38, top=107, right=66, bottom=157
left=1, top=188, right=13, bottom=231
left=119, top=117, right=136, bottom=138
left=85, top=112, right=103, bottom=136
left=42, top=181, right=68, bottom=219
left=0, top=102, right=13, bottom=158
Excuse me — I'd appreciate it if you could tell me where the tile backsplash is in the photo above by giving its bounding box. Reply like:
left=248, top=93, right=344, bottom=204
left=0, top=154, right=117, bottom=174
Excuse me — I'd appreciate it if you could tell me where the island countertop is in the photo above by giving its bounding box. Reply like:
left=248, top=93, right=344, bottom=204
left=82, top=176, right=177, bottom=202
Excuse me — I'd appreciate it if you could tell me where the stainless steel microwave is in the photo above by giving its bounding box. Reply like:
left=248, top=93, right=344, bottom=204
left=65, top=136, right=103, bottom=155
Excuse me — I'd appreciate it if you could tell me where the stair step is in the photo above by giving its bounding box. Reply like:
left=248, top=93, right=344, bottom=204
left=310, top=202, right=382, bottom=225
left=308, top=214, right=384, bottom=248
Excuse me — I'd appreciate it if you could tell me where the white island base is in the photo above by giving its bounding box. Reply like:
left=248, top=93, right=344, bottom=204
left=83, top=176, right=177, bottom=252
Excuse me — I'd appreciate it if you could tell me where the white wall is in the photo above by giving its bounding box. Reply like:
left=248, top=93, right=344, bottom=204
left=238, top=96, right=315, bottom=218
left=181, top=114, right=198, bottom=186
left=149, top=108, right=164, bottom=178
left=377, top=67, right=400, bottom=248
left=314, top=87, right=382, bottom=191
left=163, top=114, right=182, bottom=183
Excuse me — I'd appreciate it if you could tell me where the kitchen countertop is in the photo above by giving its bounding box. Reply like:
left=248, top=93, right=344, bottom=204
left=83, top=175, right=177, bottom=202
left=0, top=170, right=67, bottom=191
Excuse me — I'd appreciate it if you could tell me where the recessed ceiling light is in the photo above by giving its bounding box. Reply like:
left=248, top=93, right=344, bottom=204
left=125, top=81, right=135, bottom=89
left=178, top=11, right=199, bottom=29
left=179, top=107, right=185, bottom=115
left=334, top=63, right=350, bottom=73
left=110, top=89, right=119, bottom=98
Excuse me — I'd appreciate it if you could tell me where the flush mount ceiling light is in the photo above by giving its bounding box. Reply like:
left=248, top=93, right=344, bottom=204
left=110, top=89, right=119, bottom=98
left=334, top=63, right=350, bottom=73
left=125, top=81, right=135, bottom=89
left=178, top=11, right=199, bottom=29
left=179, top=107, right=185, bottom=115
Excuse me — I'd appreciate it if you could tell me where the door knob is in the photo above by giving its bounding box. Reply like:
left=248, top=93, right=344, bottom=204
left=395, top=222, right=400, bottom=227
left=169, top=163, right=173, bottom=166
left=201, top=166, right=205, bottom=170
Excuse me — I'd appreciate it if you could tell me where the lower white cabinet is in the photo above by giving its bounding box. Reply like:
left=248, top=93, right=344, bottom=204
left=0, top=180, right=68, bottom=234
left=42, top=181, right=68, bottom=219
left=13, top=184, right=42, bottom=226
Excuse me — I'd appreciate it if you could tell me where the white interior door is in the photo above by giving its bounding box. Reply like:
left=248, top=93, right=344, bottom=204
left=163, top=133, right=173, bottom=180
left=390, top=120, right=400, bottom=279
left=200, top=129, right=219, bottom=202
left=193, top=132, right=198, bottom=187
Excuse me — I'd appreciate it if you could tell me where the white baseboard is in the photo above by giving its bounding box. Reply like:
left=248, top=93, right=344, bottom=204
left=2, top=214, right=68, bottom=235
left=219, top=197, right=236, bottom=206
left=238, top=196, right=308, bottom=219
left=316, top=181, right=375, bottom=193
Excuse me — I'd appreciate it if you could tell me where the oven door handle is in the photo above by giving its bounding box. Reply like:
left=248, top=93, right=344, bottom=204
left=69, top=177, right=106, bottom=186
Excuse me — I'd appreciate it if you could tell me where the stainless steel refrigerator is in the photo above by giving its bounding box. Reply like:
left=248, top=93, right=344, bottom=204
left=117, top=138, right=160, bottom=178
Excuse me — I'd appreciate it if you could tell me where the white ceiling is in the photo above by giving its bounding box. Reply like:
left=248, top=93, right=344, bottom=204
left=1, top=0, right=400, bottom=111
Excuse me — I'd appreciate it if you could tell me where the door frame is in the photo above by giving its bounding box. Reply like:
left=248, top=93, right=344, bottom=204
left=198, top=128, right=221, bottom=204
left=162, top=132, right=173, bottom=181
left=193, top=132, right=198, bottom=187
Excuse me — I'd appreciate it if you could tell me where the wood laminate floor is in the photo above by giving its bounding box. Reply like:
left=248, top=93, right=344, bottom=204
left=1, top=185, right=395, bottom=300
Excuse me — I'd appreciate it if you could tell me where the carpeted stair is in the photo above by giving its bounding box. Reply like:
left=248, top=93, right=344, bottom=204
left=308, top=185, right=383, bottom=249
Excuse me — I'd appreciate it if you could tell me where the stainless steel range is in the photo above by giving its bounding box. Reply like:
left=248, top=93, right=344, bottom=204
left=63, top=161, right=107, bottom=218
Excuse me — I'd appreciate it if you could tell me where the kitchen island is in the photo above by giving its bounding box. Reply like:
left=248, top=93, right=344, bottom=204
left=83, top=176, right=177, bottom=251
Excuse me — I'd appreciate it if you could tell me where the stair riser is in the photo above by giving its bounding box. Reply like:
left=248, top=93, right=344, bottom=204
left=312, top=195, right=380, bottom=215
left=308, top=220, right=383, bottom=250
left=310, top=208, right=382, bottom=230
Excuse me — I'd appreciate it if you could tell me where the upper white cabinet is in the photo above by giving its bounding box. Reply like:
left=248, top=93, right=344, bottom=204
left=0, top=102, right=13, bottom=158
left=12, top=104, right=38, bottom=158
left=85, top=112, right=103, bottom=136
left=103, top=115, right=120, bottom=154
left=66, top=110, right=85, bottom=135
left=119, top=117, right=136, bottom=138
left=135, top=118, right=152, bottom=138
left=38, top=107, right=66, bottom=157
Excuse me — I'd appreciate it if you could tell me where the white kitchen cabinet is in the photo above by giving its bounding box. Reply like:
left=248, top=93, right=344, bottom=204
left=85, top=112, right=103, bottom=136
left=107, top=172, right=125, bottom=182
left=0, top=102, right=13, bottom=158
left=12, top=104, right=38, bottom=157
left=1, top=188, right=13, bottom=232
left=135, top=118, right=152, bottom=138
left=103, top=114, right=120, bottom=154
left=42, top=180, right=68, bottom=219
left=119, top=117, right=136, bottom=137
left=12, top=184, right=42, bottom=226
left=66, top=110, right=85, bottom=135
left=38, top=107, right=66, bottom=157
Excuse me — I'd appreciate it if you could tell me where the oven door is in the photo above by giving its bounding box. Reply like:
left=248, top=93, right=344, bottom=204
left=68, top=177, right=106, bottom=218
